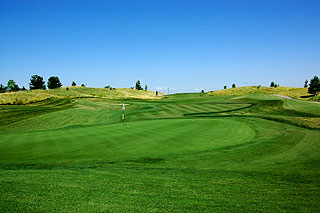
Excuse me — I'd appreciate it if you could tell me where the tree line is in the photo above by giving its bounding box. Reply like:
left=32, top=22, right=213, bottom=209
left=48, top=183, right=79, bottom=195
left=1, top=75, right=319, bottom=96
left=0, top=75, right=87, bottom=93
left=0, top=76, right=149, bottom=93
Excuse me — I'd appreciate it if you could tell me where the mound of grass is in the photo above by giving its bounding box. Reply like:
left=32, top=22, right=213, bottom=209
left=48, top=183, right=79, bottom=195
left=0, top=87, right=163, bottom=105
left=209, top=86, right=314, bottom=100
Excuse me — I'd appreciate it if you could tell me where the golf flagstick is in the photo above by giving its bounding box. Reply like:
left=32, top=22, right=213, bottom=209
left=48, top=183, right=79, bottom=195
left=122, top=103, right=125, bottom=125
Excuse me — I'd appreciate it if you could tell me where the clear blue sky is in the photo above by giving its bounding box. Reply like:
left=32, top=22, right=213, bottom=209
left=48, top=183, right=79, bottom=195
left=1, top=0, right=319, bottom=93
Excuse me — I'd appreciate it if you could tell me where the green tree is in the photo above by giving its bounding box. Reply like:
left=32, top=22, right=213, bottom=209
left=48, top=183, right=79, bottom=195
left=232, top=83, right=236, bottom=88
left=308, top=76, right=320, bottom=95
left=304, top=79, right=308, bottom=88
left=224, top=85, right=227, bottom=89
left=135, top=80, right=143, bottom=90
left=47, top=76, right=62, bottom=89
left=72, top=81, right=76, bottom=86
left=7, top=80, right=16, bottom=91
left=29, top=75, right=46, bottom=90
left=270, top=82, right=275, bottom=87
left=0, top=84, right=7, bottom=93
left=145, top=85, right=148, bottom=91
left=7, top=80, right=19, bottom=92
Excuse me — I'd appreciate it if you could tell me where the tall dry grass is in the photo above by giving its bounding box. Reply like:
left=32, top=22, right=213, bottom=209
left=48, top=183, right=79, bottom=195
left=0, top=87, right=163, bottom=105
left=209, top=86, right=311, bottom=99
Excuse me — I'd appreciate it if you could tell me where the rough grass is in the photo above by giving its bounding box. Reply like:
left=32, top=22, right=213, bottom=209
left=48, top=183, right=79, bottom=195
left=0, top=92, right=319, bottom=211
left=209, top=86, right=316, bottom=100
left=0, top=87, right=163, bottom=105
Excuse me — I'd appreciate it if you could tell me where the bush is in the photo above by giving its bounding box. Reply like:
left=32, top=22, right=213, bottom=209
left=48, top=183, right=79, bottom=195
left=47, top=76, right=62, bottom=89
left=135, top=80, right=143, bottom=90
left=270, top=82, right=275, bottom=87
left=0, top=84, right=7, bottom=93
left=30, top=75, right=46, bottom=90
left=308, top=76, right=320, bottom=95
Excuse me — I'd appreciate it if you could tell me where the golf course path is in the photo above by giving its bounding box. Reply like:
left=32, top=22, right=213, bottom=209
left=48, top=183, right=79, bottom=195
left=274, top=94, right=293, bottom=99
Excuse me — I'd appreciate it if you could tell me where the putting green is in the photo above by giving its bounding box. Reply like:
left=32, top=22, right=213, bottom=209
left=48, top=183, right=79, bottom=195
left=0, top=118, right=255, bottom=162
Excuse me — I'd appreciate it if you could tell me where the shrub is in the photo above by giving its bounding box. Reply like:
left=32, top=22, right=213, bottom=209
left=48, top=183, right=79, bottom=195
left=308, top=76, right=320, bottom=95
left=135, top=80, right=143, bottom=90
left=30, top=75, right=46, bottom=90
left=47, top=76, right=62, bottom=89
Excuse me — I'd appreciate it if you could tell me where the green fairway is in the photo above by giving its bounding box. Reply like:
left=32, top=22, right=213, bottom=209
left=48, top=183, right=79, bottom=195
left=0, top=90, right=320, bottom=211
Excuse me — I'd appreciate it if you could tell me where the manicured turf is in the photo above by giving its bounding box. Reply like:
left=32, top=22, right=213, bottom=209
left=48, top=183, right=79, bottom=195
left=0, top=118, right=255, bottom=162
left=0, top=91, right=319, bottom=211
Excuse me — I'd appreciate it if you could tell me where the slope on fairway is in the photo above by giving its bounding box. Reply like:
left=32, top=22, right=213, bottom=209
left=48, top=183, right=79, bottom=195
left=0, top=118, right=255, bottom=163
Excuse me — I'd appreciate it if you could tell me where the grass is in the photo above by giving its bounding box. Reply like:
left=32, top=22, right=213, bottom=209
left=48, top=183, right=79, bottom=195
left=208, top=86, right=317, bottom=100
left=0, top=89, right=320, bottom=211
left=0, top=87, right=162, bottom=105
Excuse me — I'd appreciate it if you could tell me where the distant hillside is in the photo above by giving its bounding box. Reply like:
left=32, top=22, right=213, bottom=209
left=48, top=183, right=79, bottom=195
left=0, top=87, right=163, bottom=105
left=209, top=86, right=319, bottom=101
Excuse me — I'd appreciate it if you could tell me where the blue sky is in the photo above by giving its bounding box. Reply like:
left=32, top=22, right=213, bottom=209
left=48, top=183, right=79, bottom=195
left=1, top=0, right=319, bottom=93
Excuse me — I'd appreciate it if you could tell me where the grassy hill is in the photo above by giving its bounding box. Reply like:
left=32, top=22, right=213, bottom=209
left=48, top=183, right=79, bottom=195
left=0, top=87, right=163, bottom=105
left=0, top=91, right=320, bottom=211
left=209, top=86, right=319, bottom=101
